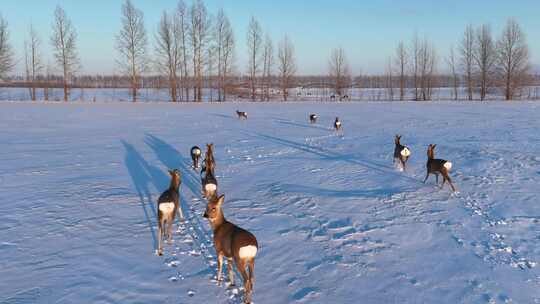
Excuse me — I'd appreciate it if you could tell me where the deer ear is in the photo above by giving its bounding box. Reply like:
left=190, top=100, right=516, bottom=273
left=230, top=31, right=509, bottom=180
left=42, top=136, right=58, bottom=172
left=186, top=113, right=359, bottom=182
left=217, top=195, right=225, bottom=205
left=168, top=169, right=173, bottom=176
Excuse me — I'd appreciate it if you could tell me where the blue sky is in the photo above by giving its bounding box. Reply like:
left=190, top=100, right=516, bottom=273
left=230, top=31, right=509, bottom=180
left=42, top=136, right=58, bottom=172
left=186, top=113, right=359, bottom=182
left=2, top=0, right=539, bottom=75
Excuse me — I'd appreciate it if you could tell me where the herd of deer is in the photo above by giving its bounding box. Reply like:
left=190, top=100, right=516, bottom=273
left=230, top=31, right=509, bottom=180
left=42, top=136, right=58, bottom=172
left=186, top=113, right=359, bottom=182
left=154, top=110, right=456, bottom=303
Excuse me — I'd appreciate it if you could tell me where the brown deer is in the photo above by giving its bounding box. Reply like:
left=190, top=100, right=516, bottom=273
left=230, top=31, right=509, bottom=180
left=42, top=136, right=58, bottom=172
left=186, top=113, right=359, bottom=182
left=156, top=169, right=182, bottom=256
left=393, top=135, right=411, bottom=171
left=204, top=194, right=258, bottom=303
left=190, top=146, right=202, bottom=169
left=201, top=144, right=218, bottom=198
left=424, top=144, right=456, bottom=192
left=236, top=110, right=248, bottom=119
left=309, top=114, right=318, bottom=124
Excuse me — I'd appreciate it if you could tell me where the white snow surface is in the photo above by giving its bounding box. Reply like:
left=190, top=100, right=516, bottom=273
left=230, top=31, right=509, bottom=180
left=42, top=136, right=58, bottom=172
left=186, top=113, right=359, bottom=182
left=1, top=101, right=540, bottom=303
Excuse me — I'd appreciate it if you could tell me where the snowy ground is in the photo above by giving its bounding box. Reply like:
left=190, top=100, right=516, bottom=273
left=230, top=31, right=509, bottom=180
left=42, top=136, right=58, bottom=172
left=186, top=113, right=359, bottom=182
left=1, top=101, right=539, bottom=303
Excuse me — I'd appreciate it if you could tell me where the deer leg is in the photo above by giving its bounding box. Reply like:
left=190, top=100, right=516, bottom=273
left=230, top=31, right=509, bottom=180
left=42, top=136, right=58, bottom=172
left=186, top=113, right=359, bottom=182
left=248, top=258, right=255, bottom=296
left=423, top=172, right=429, bottom=183
left=441, top=175, right=446, bottom=189
left=227, top=257, right=235, bottom=286
left=401, top=159, right=406, bottom=171
left=444, top=172, right=457, bottom=192
left=435, top=173, right=439, bottom=184
left=157, top=225, right=163, bottom=256
left=167, top=219, right=173, bottom=244
left=235, top=258, right=250, bottom=303
left=216, top=253, right=223, bottom=282
left=157, top=214, right=164, bottom=256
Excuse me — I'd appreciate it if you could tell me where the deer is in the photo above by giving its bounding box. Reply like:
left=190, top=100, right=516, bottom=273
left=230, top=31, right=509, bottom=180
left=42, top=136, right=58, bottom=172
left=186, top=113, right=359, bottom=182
left=201, top=144, right=218, bottom=199
left=309, top=114, right=318, bottom=124
left=424, top=144, right=456, bottom=192
left=393, top=135, right=411, bottom=171
left=156, top=169, right=182, bottom=256
left=190, top=146, right=202, bottom=169
left=204, top=194, right=258, bottom=304
left=334, top=117, right=342, bottom=131
left=236, top=110, right=248, bottom=120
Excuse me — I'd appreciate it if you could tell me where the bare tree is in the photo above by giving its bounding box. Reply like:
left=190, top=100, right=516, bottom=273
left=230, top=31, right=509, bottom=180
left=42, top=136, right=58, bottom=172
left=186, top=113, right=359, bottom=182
left=222, top=25, right=234, bottom=101
left=206, top=46, right=215, bottom=102
left=410, top=32, right=420, bottom=100
left=117, top=0, right=147, bottom=102
left=328, top=47, right=350, bottom=100
left=176, top=0, right=190, bottom=101
left=418, top=38, right=437, bottom=101
left=189, top=0, right=211, bottom=102
left=385, top=57, right=394, bottom=100
left=474, top=24, right=496, bottom=101
left=395, top=41, right=407, bottom=100
left=0, top=15, right=14, bottom=80
left=277, top=35, right=296, bottom=101
left=446, top=45, right=459, bottom=100
left=51, top=6, right=79, bottom=102
left=214, top=9, right=234, bottom=102
left=44, top=62, right=51, bottom=101
left=155, top=11, right=181, bottom=102
left=26, top=25, right=42, bottom=101
left=460, top=24, right=475, bottom=100
left=247, top=16, right=262, bottom=101
left=496, top=19, right=530, bottom=101
left=262, top=33, right=273, bottom=101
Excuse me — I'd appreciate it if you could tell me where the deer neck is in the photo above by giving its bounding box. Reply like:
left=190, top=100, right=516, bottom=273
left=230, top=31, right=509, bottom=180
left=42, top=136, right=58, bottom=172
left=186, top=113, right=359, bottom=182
left=169, top=176, right=180, bottom=192
left=210, top=211, right=226, bottom=231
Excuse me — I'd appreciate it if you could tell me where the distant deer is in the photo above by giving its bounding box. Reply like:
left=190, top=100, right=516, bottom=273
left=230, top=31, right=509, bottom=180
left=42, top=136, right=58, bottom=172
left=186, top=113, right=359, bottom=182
left=156, top=169, right=182, bottom=256
left=309, top=114, right=318, bottom=124
left=201, top=144, right=218, bottom=199
left=330, top=95, right=336, bottom=100
left=393, top=135, right=411, bottom=171
left=190, top=146, right=202, bottom=169
left=334, top=117, right=342, bottom=131
left=236, top=110, right=248, bottom=119
left=424, top=144, right=456, bottom=192
left=204, top=194, right=258, bottom=304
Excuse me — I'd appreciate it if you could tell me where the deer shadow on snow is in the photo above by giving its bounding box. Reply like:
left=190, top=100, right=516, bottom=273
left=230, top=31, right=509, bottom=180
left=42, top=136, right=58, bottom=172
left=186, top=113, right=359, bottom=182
left=122, top=140, right=164, bottom=252
left=143, top=135, right=223, bottom=271
left=245, top=131, right=423, bottom=188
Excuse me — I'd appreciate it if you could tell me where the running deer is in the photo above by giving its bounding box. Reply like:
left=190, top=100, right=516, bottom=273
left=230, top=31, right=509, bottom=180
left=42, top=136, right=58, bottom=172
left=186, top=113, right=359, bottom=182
left=156, top=169, right=182, bottom=256
left=190, top=146, right=202, bottom=169
left=309, top=114, right=318, bottom=124
left=334, top=117, right=342, bottom=131
left=204, top=194, right=258, bottom=303
left=201, top=144, right=218, bottom=199
left=393, top=135, right=411, bottom=171
left=236, top=110, right=248, bottom=119
left=424, top=144, right=456, bottom=192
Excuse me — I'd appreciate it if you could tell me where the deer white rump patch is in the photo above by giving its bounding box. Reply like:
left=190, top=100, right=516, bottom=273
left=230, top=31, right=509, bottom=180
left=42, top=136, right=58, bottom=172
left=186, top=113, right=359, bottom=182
left=205, top=183, right=217, bottom=192
left=335, top=121, right=341, bottom=127
left=444, top=161, right=453, bottom=171
left=401, top=147, right=411, bottom=157
left=159, top=202, right=175, bottom=214
left=192, top=149, right=201, bottom=156
left=238, top=245, right=257, bottom=258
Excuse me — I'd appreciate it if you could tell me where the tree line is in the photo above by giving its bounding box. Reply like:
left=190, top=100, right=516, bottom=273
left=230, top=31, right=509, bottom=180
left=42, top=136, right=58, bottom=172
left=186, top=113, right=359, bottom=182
left=386, top=19, right=532, bottom=101
left=0, top=2, right=537, bottom=102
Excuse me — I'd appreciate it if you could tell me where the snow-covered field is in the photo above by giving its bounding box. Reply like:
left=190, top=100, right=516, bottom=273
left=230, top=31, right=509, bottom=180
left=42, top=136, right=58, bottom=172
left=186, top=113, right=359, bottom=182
left=1, top=101, right=539, bottom=303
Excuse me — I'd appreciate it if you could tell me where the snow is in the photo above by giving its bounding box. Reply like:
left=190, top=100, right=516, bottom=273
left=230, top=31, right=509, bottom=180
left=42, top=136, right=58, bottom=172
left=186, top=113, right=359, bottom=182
left=1, top=101, right=539, bottom=303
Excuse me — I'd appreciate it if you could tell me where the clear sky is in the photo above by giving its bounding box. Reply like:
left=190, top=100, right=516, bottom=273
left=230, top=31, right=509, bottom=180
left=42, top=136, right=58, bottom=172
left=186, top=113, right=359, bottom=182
left=2, top=0, right=539, bottom=75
